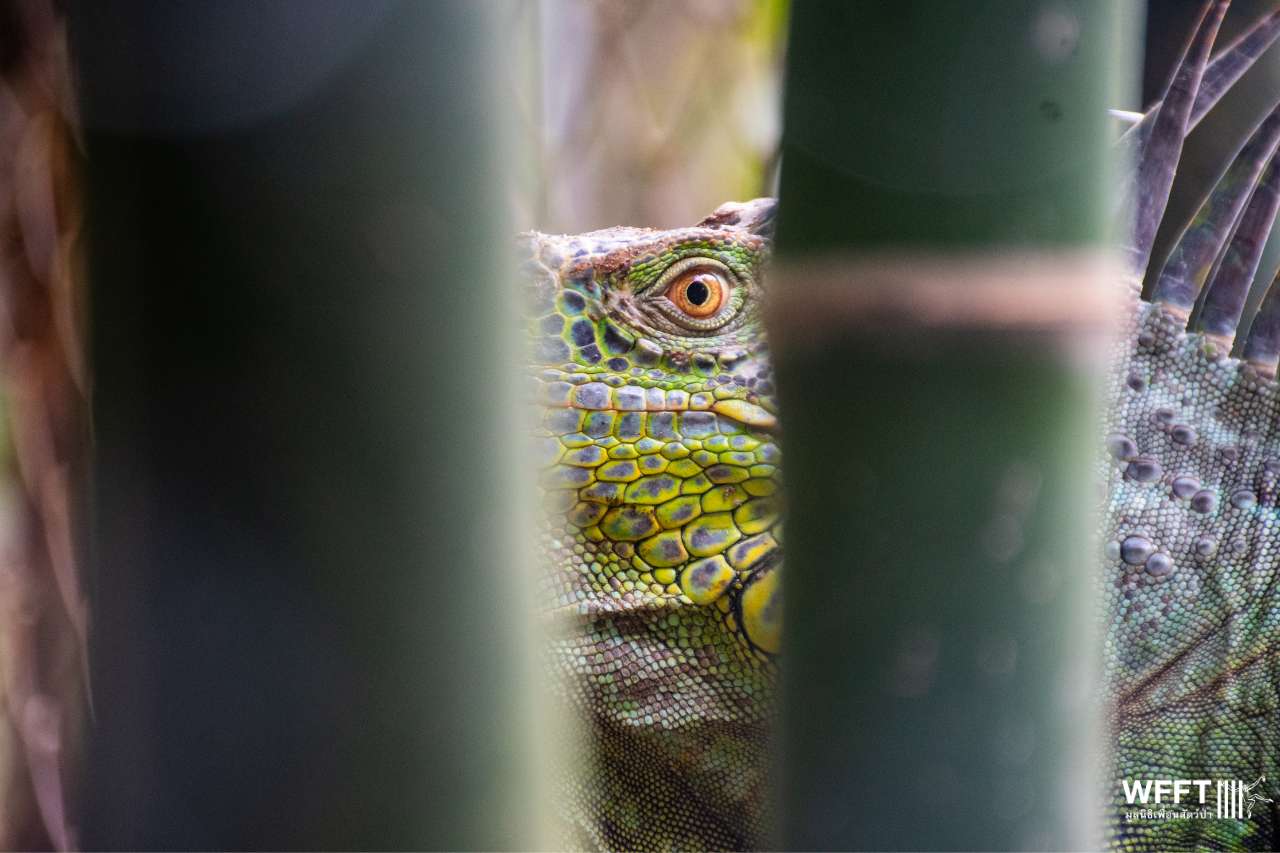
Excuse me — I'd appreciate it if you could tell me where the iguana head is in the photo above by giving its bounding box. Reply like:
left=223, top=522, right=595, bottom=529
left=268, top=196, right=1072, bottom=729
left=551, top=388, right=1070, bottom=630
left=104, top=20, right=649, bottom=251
left=521, top=198, right=782, bottom=658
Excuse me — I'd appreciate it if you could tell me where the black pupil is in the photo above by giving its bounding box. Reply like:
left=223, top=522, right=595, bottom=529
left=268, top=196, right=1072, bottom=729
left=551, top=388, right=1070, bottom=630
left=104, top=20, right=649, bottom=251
left=686, top=278, right=711, bottom=306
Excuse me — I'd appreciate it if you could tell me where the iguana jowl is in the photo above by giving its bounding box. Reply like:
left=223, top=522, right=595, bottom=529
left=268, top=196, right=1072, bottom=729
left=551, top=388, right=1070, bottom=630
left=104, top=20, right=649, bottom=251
left=525, top=2, right=1280, bottom=851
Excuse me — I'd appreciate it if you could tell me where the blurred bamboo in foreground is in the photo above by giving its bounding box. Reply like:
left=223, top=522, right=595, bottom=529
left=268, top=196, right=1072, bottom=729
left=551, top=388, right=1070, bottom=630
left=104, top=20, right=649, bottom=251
left=71, top=3, right=534, bottom=847
left=769, top=3, right=1135, bottom=848
left=0, top=1, right=89, bottom=848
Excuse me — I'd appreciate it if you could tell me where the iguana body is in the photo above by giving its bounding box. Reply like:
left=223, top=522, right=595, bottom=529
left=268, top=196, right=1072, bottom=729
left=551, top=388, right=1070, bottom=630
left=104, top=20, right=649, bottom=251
left=522, top=5, right=1280, bottom=851
left=1102, top=3, right=1280, bottom=849
left=523, top=200, right=780, bottom=850
left=1101, top=295, right=1280, bottom=850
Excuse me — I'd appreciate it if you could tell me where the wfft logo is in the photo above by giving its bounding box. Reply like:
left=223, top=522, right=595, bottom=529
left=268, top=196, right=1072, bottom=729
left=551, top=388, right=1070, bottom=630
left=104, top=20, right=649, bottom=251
left=1121, top=776, right=1274, bottom=819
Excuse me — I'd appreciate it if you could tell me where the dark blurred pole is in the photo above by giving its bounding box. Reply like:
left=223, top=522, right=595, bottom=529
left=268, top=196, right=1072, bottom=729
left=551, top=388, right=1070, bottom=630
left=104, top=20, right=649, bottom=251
left=69, top=3, right=532, bottom=849
left=771, top=3, right=1135, bottom=849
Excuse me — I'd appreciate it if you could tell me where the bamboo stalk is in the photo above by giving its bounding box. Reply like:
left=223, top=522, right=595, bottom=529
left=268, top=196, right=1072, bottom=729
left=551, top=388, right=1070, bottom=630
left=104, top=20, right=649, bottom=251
left=70, top=3, right=532, bottom=847
left=769, top=3, right=1136, bottom=848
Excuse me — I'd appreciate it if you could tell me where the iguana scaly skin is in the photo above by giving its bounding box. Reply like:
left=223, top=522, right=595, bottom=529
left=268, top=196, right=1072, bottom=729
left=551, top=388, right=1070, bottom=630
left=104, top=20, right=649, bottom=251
left=1101, top=292, right=1280, bottom=851
left=1103, top=2, right=1280, bottom=849
left=522, top=199, right=780, bottom=851
left=521, top=6, right=1280, bottom=851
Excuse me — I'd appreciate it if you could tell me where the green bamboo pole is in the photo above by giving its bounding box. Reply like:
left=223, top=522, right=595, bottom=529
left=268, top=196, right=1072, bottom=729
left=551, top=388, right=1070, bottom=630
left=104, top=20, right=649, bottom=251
left=770, top=3, right=1137, bottom=849
left=72, top=3, right=533, bottom=848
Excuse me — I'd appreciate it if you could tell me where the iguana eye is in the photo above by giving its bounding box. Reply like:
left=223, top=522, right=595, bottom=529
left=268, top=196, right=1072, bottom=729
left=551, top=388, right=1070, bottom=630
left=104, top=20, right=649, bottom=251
left=666, top=269, right=726, bottom=318
left=647, top=258, right=743, bottom=333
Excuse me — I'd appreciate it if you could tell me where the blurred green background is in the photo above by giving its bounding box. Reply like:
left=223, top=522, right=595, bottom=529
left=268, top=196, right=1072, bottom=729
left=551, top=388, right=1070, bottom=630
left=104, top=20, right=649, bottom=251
left=504, top=0, right=789, bottom=233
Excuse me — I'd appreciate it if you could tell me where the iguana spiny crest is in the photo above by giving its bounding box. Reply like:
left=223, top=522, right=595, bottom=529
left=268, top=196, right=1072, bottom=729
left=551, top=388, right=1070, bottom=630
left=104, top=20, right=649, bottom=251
left=1106, top=2, right=1280, bottom=849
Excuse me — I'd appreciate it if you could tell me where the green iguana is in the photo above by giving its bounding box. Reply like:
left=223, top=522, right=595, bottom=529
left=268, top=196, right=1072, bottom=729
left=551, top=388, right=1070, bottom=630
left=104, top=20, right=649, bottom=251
left=524, top=3, right=1280, bottom=851
left=523, top=199, right=779, bottom=850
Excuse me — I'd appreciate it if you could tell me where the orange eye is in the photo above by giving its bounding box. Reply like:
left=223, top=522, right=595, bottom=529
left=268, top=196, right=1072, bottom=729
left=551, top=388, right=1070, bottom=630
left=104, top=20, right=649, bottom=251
left=665, top=270, right=726, bottom=318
